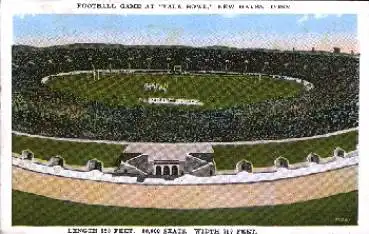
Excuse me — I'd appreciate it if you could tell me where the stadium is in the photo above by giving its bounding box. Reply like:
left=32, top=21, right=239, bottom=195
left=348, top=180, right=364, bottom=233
left=12, top=44, right=359, bottom=225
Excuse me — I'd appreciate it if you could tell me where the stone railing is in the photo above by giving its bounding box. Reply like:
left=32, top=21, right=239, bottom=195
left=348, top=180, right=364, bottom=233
left=12, top=148, right=358, bottom=185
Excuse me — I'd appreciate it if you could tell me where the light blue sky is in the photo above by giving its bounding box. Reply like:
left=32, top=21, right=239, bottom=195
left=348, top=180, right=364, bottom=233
left=13, top=14, right=357, bottom=52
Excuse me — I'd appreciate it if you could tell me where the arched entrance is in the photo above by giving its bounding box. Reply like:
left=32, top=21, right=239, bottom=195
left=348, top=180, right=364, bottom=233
left=311, top=155, right=320, bottom=163
left=336, top=150, right=345, bottom=157
left=155, top=166, right=162, bottom=175
left=96, top=161, right=102, bottom=171
left=49, top=156, right=64, bottom=167
left=241, top=162, right=252, bottom=172
left=236, top=160, right=253, bottom=173
left=334, top=148, right=345, bottom=158
left=21, top=150, right=34, bottom=160
left=275, top=157, right=289, bottom=168
left=172, top=165, right=178, bottom=176
left=87, top=159, right=103, bottom=171
left=163, top=166, right=170, bottom=175
left=307, top=153, right=320, bottom=164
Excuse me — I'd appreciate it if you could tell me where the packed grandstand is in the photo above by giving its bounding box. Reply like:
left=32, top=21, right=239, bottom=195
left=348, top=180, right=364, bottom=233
left=12, top=44, right=359, bottom=142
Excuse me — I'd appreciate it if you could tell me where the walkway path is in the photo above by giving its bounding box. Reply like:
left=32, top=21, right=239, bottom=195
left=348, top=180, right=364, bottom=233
left=13, top=165, right=357, bottom=209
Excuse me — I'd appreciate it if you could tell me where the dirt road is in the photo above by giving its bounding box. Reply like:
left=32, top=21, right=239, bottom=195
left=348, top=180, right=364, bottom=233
left=12, top=165, right=357, bottom=209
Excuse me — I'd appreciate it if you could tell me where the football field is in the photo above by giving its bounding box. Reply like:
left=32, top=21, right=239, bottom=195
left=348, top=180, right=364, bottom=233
left=47, top=73, right=303, bottom=109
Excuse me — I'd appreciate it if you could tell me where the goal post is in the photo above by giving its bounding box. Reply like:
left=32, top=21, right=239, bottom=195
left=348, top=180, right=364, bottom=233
left=173, top=65, right=182, bottom=74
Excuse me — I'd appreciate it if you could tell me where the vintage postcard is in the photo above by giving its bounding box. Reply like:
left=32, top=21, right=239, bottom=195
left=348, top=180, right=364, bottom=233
left=1, top=1, right=369, bottom=234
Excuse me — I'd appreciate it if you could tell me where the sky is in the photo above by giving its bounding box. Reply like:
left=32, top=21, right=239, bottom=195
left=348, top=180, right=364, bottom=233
left=13, top=14, right=357, bottom=52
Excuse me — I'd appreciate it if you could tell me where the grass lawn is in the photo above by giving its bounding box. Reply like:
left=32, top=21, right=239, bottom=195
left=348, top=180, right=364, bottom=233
left=12, top=135, right=124, bottom=167
left=213, top=130, right=358, bottom=169
left=12, top=130, right=358, bottom=169
left=47, top=73, right=303, bottom=109
left=12, top=190, right=358, bottom=226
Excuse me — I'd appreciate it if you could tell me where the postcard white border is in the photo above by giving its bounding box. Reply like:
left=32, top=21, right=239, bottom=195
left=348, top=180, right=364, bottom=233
left=1, top=1, right=369, bottom=234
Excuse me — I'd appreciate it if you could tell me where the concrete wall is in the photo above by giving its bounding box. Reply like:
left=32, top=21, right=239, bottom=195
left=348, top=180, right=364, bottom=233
left=115, top=162, right=147, bottom=176
left=126, top=155, right=150, bottom=173
left=190, top=163, right=215, bottom=177
left=184, top=155, right=207, bottom=172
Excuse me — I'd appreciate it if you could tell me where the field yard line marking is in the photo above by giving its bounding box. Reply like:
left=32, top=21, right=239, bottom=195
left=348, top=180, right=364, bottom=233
left=12, top=127, right=358, bottom=146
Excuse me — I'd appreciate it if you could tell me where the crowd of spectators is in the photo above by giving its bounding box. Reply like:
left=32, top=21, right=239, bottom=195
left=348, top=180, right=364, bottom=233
left=12, top=44, right=359, bottom=142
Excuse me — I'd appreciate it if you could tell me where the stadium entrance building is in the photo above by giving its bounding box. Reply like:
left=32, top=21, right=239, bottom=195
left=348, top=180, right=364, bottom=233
left=116, top=143, right=215, bottom=178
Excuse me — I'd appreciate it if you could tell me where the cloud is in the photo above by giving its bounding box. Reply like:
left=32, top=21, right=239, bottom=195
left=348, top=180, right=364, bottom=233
left=14, top=13, right=37, bottom=20
left=314, top=14, right=329, bottom=19
left=297, top=14, right=339, bottom=25
left=297, top=15, right=309, bottom=24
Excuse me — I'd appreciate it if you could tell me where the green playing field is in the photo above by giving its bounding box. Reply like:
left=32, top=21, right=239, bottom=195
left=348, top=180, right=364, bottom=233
left=47, top=73, right=303, bottom=109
